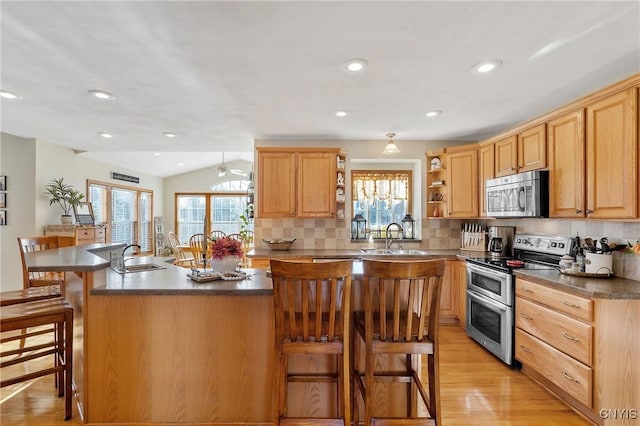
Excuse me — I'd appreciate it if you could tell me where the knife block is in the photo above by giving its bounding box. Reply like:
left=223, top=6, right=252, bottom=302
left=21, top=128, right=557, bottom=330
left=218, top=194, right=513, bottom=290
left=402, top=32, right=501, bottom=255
left=461, top=231, right=486, bottom=251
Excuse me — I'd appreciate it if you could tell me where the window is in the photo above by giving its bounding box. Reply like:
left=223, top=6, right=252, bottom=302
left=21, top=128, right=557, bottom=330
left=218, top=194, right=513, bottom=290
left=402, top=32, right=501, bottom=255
left=88, top=180, right=154, bottom=253
left=175, top=180, right=253, bottom=244
left=351, top=171, right=412, bottom=238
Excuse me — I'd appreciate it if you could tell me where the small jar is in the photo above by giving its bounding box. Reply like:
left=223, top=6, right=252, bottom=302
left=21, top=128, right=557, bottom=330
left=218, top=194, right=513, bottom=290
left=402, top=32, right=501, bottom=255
left=559, top=255, right=574, bottom=270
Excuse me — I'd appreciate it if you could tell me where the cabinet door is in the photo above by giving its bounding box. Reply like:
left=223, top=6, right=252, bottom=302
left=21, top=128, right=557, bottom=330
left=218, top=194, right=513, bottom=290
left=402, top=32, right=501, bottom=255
left=297, top=152, right=336, bottom=217
left=478, top=143, right=495, bottom=217
left=447, top=149, right=478, bottom=218
left=450, top=260, right=467, bottom=329
left=586, top=88, right=638, bottom=218
left=494, top=135, right=517, bottom=177
left=548, top=109, right=586, bottom=217
left=257, top=151, right=296, bottom=218
left=440, top=261, right=456, bottom=324
left=518, top=123, right=547, bottom=172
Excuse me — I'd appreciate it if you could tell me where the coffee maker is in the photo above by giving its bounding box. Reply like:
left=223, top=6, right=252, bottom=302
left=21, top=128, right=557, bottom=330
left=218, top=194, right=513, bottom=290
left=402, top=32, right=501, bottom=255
left=486, top=226, right=515, bottom=258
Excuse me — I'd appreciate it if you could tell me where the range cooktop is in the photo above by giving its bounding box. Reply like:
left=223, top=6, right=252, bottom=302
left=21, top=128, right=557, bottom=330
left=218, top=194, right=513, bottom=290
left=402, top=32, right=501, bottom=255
left=466, top=257, right=560, bottom=273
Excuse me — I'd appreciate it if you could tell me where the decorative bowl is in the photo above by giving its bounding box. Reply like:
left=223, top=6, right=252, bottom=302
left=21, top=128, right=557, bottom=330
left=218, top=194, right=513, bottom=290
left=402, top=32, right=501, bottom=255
left=262, top=238, right=296, bottom=251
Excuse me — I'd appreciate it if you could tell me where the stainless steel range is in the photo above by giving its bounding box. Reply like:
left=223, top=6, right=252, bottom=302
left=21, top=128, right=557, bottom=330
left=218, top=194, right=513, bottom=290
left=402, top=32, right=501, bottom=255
left=465, top=233, right=576, bottom=366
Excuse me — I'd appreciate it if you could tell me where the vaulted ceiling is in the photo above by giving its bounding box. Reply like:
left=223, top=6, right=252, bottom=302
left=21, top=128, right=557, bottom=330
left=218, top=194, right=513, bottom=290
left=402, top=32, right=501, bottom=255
left=1, top=1, right=638, bottom=177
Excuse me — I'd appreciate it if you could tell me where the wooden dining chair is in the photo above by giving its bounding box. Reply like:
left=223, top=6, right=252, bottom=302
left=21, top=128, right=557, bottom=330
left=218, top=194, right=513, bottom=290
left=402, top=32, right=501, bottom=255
left=189, top=233, right=208, bottom=268
left=1, top=297, right=74, bottom=420
left=167, top=231, right=195, bottom=267
left=270, top=259, right=353, bottom=426
left=18, top=236, right=66, bottom=296
left=208, top=230, right=227, bottom=240
left=353, top=259, right=445, bottom=426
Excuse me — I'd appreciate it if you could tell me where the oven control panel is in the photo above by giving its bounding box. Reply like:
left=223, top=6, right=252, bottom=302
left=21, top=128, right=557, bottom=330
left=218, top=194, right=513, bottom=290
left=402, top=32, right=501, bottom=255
left=513, top=234, right=574, bottom=256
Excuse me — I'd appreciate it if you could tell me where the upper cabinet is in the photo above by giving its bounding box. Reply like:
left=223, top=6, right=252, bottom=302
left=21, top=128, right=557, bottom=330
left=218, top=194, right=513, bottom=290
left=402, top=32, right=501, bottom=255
left=518, top=123, right=547, bottom=173
left=446, top=144, right=478, bottom=218
left=478, top=141, right=495, bottom=217
left=257, top=147, right=340, bottom=218
left=548, top=109, right=586, bottom=218
left=494, top=135, right=518, bottom=177
left=495, top=124, right=547, bottom=177
left=585, top=88, right=637, bottom=219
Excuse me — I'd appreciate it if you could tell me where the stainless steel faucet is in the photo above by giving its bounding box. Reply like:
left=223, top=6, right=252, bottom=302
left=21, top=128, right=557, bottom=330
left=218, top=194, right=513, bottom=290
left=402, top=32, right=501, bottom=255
left=120, top=244, right=141, bottom=269
left=385, top=223, right=402, bottom=249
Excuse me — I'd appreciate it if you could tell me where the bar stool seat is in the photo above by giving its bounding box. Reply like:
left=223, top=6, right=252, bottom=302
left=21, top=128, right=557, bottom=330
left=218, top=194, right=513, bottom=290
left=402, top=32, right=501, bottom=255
left=1, top=286, right=62, bottom=307
left=353, top=259, right=445, bottom=426
left=1, top=297, right=74, bottom=420
left=270, top=259, right=353, bottom=426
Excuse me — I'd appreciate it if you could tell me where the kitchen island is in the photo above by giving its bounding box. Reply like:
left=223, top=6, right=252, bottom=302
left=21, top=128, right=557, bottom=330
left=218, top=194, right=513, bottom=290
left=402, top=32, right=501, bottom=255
left=27, top=245, right=457, bottom=425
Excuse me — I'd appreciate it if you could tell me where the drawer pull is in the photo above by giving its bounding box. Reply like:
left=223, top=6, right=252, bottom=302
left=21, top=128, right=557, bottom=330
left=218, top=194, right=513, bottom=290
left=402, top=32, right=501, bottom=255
left=520, top=313, right=534, bottom=320
left=562, top=371, right=580, bottom=383
left=562, top=300, right=582, bottom=309
left=519, top=345, right=533, bottom=354
left=562, top=332, right=580, bottom=342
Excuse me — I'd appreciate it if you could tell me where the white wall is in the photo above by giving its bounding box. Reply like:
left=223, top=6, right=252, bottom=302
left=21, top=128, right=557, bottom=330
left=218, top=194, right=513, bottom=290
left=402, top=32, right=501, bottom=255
left=162, top=159, right=253, bottom=239
left=0, top=133, right=164, bottom=291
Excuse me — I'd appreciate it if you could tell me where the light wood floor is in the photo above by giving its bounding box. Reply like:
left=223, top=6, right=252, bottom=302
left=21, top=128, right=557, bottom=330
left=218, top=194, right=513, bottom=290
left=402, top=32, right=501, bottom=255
left=1, top=325, right=590, bottom=426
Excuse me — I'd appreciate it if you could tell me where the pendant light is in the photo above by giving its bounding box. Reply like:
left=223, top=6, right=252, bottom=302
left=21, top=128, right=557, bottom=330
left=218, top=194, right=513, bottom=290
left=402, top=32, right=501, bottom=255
left=382, top=132, right=400, bottom=154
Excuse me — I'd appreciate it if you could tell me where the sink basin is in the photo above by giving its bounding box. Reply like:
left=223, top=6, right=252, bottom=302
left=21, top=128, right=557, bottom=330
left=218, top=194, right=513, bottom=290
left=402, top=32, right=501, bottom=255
left=388, top=249, right=429, bottom=256
left=360, top=248, right=395, bottom=255
left=112, top=263, right=167, bottom=274
left=360, top=248, right=429, bottom=256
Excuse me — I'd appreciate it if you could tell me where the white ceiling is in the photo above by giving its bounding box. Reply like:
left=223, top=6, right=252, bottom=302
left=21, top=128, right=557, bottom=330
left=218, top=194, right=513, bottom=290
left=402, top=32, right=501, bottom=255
left=1, top=1, right=638, bottom=178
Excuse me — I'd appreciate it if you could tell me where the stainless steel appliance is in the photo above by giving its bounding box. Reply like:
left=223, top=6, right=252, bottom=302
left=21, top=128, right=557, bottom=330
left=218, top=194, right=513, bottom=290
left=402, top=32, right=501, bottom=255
left=485, top=170, right=549, bottom=217
left=486, top=225, right=515, bottom=257
left=465, top=233, right=575, bottom=366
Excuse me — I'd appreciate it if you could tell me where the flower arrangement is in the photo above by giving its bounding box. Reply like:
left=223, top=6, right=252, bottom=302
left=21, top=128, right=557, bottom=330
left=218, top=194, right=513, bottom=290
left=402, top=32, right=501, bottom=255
left=207, top=236, right=244, bottom=260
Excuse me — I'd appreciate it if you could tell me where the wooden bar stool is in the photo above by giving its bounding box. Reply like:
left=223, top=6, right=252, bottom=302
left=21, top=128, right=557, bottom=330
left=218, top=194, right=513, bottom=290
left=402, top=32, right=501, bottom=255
left=270, top=259, right=353, bottom=426
left=1, top=297, right=74, bottom=421
left=1, top=286, right=62, bottom=307
left=353, top=259, right=445, bottom=426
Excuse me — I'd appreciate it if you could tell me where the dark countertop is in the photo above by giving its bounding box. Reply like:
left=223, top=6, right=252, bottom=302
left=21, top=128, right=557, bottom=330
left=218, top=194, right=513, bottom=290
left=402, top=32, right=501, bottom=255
left=27, top=243, right=640, bottom=300
left=247, top=248, right=468, bottom=260
left=514, top=269, right=640, bottom=300
left=24, top=242, right=125, bottom=272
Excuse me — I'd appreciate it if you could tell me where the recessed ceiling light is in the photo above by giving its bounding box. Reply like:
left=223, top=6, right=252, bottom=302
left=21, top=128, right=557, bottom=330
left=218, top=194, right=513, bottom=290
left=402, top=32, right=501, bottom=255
left=153, top=152, right=161, bottom=156
left=426, top=110, right=442, bottom=117
left=342, top=58, right=368, bottom=73
left=97, top=132, right=113, bottom=138
left=162, top=132, right=177, bottom=138
left=0, top=90, right=19, bottom=99
left=335, top=110, right=348, bottom=117
left=178, top=162, right=184, bottom=166
left=470, top=60, right=502, bottom=73
left=88, top=90, right=116, bottom=100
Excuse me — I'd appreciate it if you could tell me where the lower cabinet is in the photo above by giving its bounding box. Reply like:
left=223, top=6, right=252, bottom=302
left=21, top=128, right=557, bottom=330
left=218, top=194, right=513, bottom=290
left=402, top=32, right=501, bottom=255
left=45, top=224, right=107, bottom=247
left=515, top=278, right=640, bottom=426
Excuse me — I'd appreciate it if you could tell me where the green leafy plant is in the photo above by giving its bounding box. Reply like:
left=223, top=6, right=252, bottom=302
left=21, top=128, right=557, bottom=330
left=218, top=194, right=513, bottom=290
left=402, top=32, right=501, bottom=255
left=44, top=177, right=85, bottom=216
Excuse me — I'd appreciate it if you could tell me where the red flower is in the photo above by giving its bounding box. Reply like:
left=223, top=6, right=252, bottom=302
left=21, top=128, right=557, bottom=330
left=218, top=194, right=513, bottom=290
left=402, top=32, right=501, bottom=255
left=207, top=236, right=244, bottom=260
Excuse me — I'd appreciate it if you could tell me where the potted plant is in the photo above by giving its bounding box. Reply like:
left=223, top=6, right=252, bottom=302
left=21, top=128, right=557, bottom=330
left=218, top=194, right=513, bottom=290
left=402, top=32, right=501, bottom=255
left=44, top=177, right=85, bottom=224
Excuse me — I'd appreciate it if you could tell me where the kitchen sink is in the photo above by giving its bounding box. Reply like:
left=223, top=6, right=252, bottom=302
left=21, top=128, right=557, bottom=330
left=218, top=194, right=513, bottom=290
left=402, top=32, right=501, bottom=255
left=360, top=248, right=429, bottom=256
left=112, top=263, right=167, bottom=274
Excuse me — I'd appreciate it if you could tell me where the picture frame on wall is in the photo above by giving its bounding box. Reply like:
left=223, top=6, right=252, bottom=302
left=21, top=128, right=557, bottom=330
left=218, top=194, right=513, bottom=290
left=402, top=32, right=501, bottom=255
left=0, top=175, right=5, bottom=191
left=0, top=193, right=5, bottom=209
left=0, top=210, right=6, bottom=226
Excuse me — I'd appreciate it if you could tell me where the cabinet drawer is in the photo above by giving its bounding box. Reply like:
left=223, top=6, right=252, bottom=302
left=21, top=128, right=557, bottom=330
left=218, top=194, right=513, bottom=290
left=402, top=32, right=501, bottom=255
left=516, top=297, right=592, bottom=365
left=516, top=328, right=592, bottom=407
left=95, top=227, right=106, bottom=242
left=516, top=279, right=593, bottom=322
left=76, top=228, right=96, bottom=241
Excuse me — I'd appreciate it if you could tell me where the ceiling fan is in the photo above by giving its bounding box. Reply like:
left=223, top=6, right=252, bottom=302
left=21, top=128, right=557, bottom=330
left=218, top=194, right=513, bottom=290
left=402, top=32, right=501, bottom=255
left=214, top=152, right=248, bottom=177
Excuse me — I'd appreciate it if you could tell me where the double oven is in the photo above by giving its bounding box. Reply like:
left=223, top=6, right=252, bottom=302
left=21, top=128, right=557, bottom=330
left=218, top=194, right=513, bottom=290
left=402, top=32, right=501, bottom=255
left=465, top=234, right=574, bottom=366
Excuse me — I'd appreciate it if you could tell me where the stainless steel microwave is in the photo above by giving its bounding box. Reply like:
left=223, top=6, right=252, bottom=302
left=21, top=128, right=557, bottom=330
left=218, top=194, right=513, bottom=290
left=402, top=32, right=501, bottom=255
left=485, top=170, right=548, bottom=217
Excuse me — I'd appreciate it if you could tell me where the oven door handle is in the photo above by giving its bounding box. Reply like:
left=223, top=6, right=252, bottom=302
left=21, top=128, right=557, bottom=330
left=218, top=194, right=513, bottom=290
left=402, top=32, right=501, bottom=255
left=466, top=262, right=508, bottom=282
left=467, top=289, right=509, bottom=312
